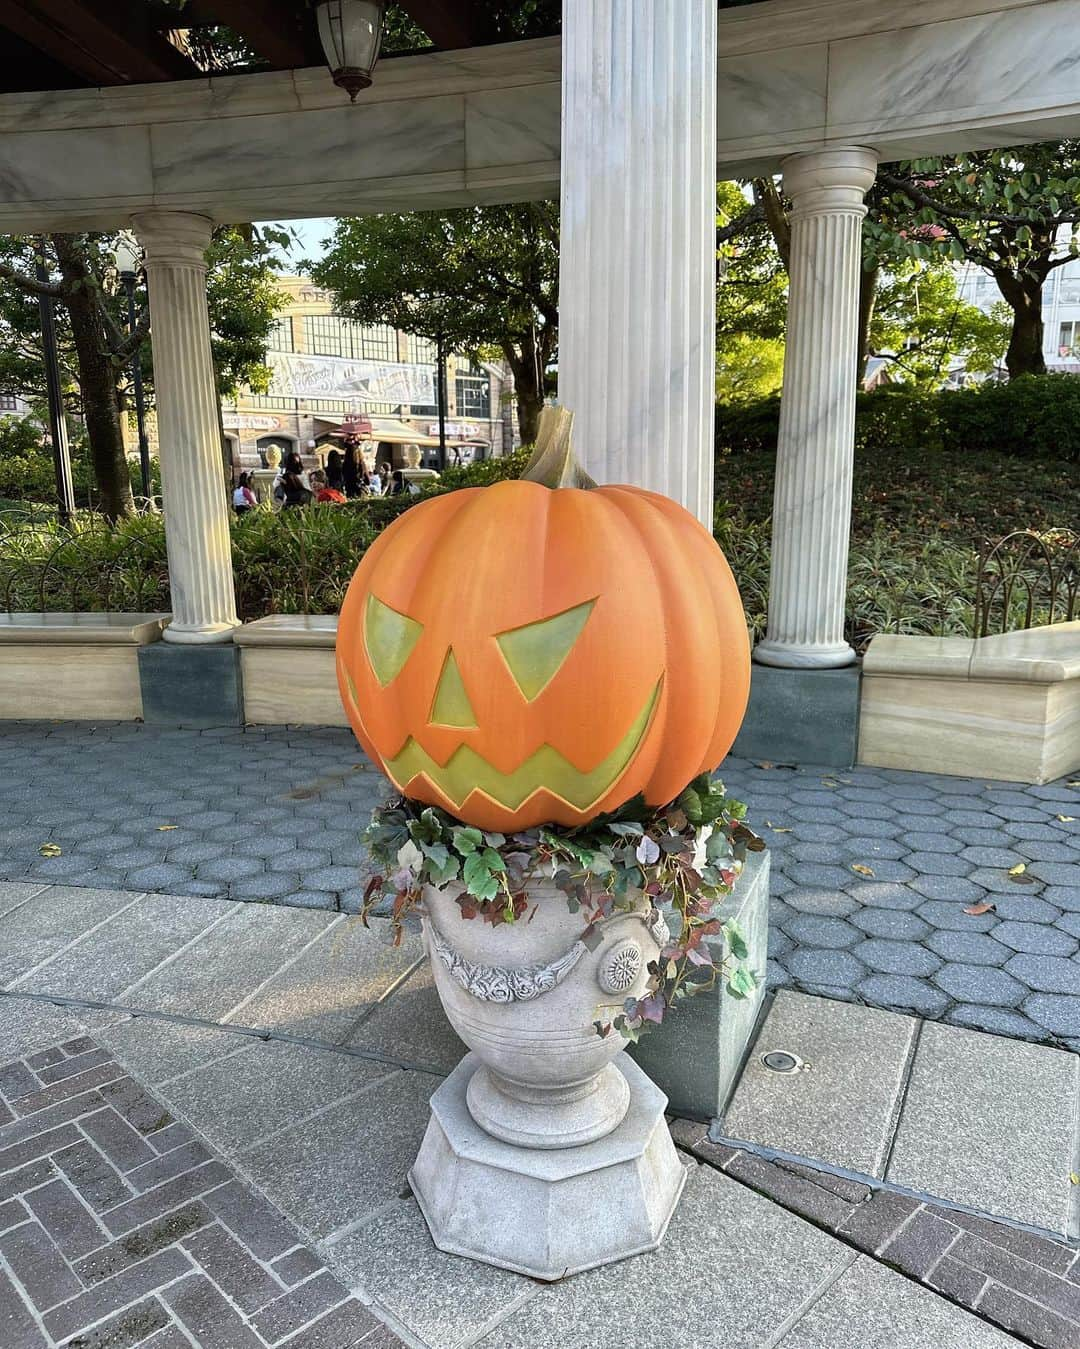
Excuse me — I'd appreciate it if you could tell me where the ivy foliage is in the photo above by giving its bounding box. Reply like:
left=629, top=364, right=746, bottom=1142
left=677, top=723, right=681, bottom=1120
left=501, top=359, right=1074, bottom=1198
left=362, top=774, right=763, bottom=1041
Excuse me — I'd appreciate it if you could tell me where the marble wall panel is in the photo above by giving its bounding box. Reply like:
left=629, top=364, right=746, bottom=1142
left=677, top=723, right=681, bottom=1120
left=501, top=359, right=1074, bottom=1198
left=150, top=95, right=466, bottom=197
left=466, top=84, right=560, bottom=172
left=0, top=126, right=152, bottom=203
left=716, top=44, right=827, bottom=149
left=828, top=0, right=1080, bottom=135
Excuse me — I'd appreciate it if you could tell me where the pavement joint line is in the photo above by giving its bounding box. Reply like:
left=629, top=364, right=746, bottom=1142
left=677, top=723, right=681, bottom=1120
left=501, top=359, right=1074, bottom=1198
left=233, top=1068, right=406, bottom=1155
left=108, top=901, right=238, bottom=1009
left=0, top=881, right=50, bottom=921
left=1070, top=1053, right=1080, bottom=1243
left=879, top=1013, right=924, bottom=1181
left=456, top=1284, right=551, bottom=1349
left=217, top=911, right=348, bottom=1026
left=0, top=989, right=452, bottom=1079
left=699, top=1130, right=1079, bottom=1248
left=320, top=1198, right=408, bottom=1253
left=2, top=889, right=149, bottom=992
left=760, top=1246, right=859, bottom=1349
left=674, top=1139, right=1055, bottom=1349
left=329, top=957, right=429, bottom=1049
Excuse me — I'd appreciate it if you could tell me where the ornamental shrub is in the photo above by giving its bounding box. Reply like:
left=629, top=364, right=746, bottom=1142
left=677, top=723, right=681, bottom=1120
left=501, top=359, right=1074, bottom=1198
left=938, top=374, right=1080, bottom=461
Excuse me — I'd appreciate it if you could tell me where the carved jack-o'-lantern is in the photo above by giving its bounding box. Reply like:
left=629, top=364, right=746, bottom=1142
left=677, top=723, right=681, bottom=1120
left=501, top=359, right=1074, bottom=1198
left=336, top=409, right=750, bottom=831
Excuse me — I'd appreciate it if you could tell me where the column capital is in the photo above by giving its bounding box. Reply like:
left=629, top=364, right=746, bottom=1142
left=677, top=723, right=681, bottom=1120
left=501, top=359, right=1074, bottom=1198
left=131, top=210, right=214, bottom=269
left=781, top=146, right=878, bottom=216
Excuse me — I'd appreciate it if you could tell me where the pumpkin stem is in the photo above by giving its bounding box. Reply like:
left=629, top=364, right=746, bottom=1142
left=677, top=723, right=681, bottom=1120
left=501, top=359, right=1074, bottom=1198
left=521, top=405, right=598, bottom=490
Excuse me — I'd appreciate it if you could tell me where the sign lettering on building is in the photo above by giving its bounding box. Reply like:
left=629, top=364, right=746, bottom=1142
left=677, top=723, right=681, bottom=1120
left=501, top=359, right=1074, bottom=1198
left=267, top=351, right=436, bottom=406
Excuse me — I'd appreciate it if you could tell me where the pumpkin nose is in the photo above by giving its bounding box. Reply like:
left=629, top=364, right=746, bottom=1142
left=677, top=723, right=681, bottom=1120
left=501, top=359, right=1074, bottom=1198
left=430, top=648, right=476, bottom=728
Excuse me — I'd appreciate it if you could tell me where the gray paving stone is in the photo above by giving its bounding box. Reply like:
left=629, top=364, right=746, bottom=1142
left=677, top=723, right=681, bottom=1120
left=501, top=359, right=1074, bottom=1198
left=118, top=905, right=335, bottom=1019
left=960, top=846, right=1027, bottom=869
left=225, top=918, right=422, bottom=1042
left=1023, top=994, right=1080, bottom=1037
left=966, top=868, right=1043, bottom=896
left=478, top=1166, right=852, bottom=1349
left=0, top=882, right=47, bottom=919
left=911, top=877, right=991, bottom=906
left=778, top=1254, right=1018, bottom=1349
left=1016, top=841, right=1080, bottom=863
left=847, top=881, right=925, bottom=911
left=856, top=974, right=950, bottom=1018
left=785, top=949, right=865, bottom=988
left=0, top=886, right=144, bottom=987
left=842, top=838, right=909, bottom=861
left=96, top=1018, right=242, bottom=1084
left=194, top=857, right=264, bottom=883
left=125, top=864, right=197, bottom=892
left=925, top=931, right=1011, bottom=966
left=902, top=851, right=972, bottom=877
left=1005, top=953, right=1080, bottom=994
left=1041, top=886, right=1080, bottom=913
left=784, top=864, right=857, bottom=890
left=329, top=1197, right=532, bottom=1348
left=268, top=849, right=333, bottom=873
left=344, top=962, right=466, bottom=1073
left=886, top=1020, right=1080, bottom=1234
left=722, top=991, right=916, bottom=1176
left=850, top=909, right=930, bottom=940
left=0, top=995, right=119, bottom=1059
left=783, top=916, right=860, bottom=949
left=900, top=832, right=957, bottom=854
left=853, top=940, right=941, bottom=977
left=945, top=1004, right=1046, bottom=1041
left=10, top=894, right=231, bottom=1002
left=933, top=964, right=1027, bottom=1006
left=783, top=888, right=858, bottom=918
left=991, top=895, right=1063, bottom=923
left=242, top=1069, right=433, bottom=1242
left=993, top=921, right=1079, bottom=955
left=272, top=889, right=337, bottom=910
left=157, top=1040, right=394, bottom=1153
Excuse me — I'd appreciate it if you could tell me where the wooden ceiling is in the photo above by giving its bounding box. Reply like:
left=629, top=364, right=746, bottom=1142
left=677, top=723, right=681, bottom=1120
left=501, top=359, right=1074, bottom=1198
left=0, top=0, right=488, bottom=94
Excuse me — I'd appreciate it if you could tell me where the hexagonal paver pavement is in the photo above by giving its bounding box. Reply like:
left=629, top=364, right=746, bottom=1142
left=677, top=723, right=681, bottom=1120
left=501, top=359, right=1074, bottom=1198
left=714, top=756, right=1080, bottom=1052
left=0, top=726, right=1078, bottom=1052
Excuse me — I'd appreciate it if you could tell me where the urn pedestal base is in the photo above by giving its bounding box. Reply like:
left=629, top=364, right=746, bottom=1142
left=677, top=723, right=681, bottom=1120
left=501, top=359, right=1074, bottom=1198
left=409, top=1051, right=686, bottom=1282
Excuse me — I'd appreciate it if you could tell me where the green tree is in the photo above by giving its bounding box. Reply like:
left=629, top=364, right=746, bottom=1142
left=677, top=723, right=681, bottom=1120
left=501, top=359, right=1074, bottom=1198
left=868, top=145, right=1080, bottom=378
left=313, top=204, right=558, bottom=443
left=0, top=227, right=284, bottom=519
left=715, top=182, right=788, bottom=402
left=867, top=262, right=1009, bottom=386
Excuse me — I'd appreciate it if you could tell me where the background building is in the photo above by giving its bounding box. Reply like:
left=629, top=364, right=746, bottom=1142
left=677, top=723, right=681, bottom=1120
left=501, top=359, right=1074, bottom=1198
left=220, top=275, right=518, bottom=472
left=956, top=254, right=1080, bottom=374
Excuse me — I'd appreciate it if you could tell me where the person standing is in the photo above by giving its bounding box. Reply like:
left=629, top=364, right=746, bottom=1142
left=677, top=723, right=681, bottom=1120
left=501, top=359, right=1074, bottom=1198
left=342, top=437, right=361, bottom=498
left=232, top=472, right=257, bottom=515
left=281, top=451, right=313, bottom=509
left=325, top=449, right=345, bottom=493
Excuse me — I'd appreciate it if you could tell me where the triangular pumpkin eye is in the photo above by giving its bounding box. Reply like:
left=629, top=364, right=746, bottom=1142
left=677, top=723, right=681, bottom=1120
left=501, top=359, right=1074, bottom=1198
left=496, top=599, right=596, bottom=700
left=430, top=649, right=476, bottom=727
left=365, top=594, right=422, bottom=686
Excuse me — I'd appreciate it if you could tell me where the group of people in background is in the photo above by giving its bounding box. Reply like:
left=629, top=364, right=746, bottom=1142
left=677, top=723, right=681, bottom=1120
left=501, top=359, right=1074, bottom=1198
left=233, top=438, right=400, bottom=516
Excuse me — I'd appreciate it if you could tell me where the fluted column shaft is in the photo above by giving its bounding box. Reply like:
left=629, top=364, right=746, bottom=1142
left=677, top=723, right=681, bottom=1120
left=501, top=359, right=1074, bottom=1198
left=558, top=0, right=717, bottom=526
left=133, top=211, right=240, bottom=644
left=755, top=148, right=878, bottom=669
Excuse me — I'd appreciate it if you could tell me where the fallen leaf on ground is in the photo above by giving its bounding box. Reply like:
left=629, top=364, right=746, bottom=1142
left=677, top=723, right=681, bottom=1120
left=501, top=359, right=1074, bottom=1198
left=157, top=825, right=178, bottom=831
left=851, top=864, right=875, bottom=877
left=1068, top=780, right=1080, bottom=789
left=1057, top=815, right=1076, bottom=823
left=764, top=820, right=793, bottom=833
left=757, top=761, right=774, bottom=770
left=1008, top=862, right=1027, bottom=875
left=821, top=779, right=839, bottom=789
left=1071, top=1173, right=1080, bottom=1185
left=38, top=843, right=61, bottom=857
left=963, top=901, right=996, bottom=915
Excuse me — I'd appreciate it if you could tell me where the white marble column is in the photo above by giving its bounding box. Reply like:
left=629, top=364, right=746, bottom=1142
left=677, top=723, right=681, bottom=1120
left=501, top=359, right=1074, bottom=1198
left=754, top=147, right=878, bottom=670
left=132, top=210, right=240, bottom=644
left=557, top=0, right=716, bottom=526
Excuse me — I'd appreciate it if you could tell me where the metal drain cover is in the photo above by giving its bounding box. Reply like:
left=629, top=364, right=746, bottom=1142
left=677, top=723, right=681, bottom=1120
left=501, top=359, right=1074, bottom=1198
left=761, top=1050, right=805, bottom=1075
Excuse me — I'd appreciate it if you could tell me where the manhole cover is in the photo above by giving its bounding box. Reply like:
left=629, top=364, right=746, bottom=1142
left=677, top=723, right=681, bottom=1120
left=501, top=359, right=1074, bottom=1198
left=761, top=1050, right=805, bottom=1075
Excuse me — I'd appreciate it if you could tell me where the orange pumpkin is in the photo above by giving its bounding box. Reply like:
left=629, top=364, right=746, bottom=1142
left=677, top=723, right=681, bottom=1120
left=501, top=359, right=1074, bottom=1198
left=336, top=409, right=750, bottom=832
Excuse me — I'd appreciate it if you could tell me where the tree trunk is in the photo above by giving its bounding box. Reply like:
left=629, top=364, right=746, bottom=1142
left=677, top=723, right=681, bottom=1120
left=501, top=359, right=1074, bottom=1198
left=856, top=262, right=880, bottom=386
left=51, top=235, right=135, bottom=520
left=993, top=268, right=1047, bottom=378
left=503, top=332, right=544, bottom=445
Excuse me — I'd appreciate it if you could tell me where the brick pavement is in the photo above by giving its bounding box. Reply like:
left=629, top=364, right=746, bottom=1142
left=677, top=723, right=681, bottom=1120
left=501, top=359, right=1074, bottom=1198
left=0, top=721, right=1077, bottom=1049
left=0, top=1035, right=400, bottom=1349
left=673, top=1119, right=1080, bottom=1349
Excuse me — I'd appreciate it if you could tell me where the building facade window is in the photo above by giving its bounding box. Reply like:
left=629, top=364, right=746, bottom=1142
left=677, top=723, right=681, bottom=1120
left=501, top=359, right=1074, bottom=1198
left=0, top=395, right=17, bottom=411
left=266, top=317, right=293, bottom=352
left=455, top=361, right=491, bottom=420
left=303, top=315, right=397, bottom=363
left=1059, top=321, right=1079, bottom=355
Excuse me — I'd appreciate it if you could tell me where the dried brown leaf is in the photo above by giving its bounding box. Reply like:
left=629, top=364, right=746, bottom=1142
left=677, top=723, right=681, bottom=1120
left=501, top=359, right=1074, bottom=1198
left=963, top=901, right=996, bottom=915
left=851, top=863, right=875, bottom=878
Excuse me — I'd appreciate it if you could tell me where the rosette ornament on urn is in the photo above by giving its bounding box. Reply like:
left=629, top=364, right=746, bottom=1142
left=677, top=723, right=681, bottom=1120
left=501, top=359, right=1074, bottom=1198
left=336, top=410, right=750, bottom=832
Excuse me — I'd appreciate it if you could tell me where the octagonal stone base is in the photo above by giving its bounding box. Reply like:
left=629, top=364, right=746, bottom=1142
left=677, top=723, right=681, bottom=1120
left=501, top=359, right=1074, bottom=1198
left=409, top=1052, right=686, bottom=1281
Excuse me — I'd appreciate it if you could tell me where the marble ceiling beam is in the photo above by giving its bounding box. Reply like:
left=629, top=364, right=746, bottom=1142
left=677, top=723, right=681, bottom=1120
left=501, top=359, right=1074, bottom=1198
left=0, top=0, right=1078, bottom=229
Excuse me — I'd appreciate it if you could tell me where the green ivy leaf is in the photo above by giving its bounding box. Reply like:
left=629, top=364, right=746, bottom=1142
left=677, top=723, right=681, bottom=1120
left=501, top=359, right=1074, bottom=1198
left=725, top=920, right=749, bottom=961
left=462, top=851, right=500, bottom=901
left=452, top=826, right=483, bottom=856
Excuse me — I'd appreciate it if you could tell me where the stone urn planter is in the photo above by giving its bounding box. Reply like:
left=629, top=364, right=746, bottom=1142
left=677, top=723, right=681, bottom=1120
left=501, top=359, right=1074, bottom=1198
left=408, top=881, right=687, bottom=1281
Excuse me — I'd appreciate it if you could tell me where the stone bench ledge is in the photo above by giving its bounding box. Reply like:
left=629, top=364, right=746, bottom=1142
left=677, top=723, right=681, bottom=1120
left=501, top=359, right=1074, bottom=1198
left=0, top=612, right=169, bottom=645
left=234, top=615, right=338, bottom=649
left=864, top=622, right=1080, bottom=684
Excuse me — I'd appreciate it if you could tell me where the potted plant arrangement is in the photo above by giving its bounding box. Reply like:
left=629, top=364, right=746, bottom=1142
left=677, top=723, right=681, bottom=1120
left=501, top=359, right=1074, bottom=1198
left=336, top=407, right=754, bottom=1279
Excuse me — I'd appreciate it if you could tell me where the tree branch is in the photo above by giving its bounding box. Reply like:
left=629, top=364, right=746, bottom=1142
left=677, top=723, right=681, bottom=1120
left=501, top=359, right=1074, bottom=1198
left=0, top=259, right=62, bottom=299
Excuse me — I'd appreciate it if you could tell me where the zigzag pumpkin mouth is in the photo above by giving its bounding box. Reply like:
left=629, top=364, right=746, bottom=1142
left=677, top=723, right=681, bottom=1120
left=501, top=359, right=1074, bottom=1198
left=353, top=678, right=661, bottom=815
